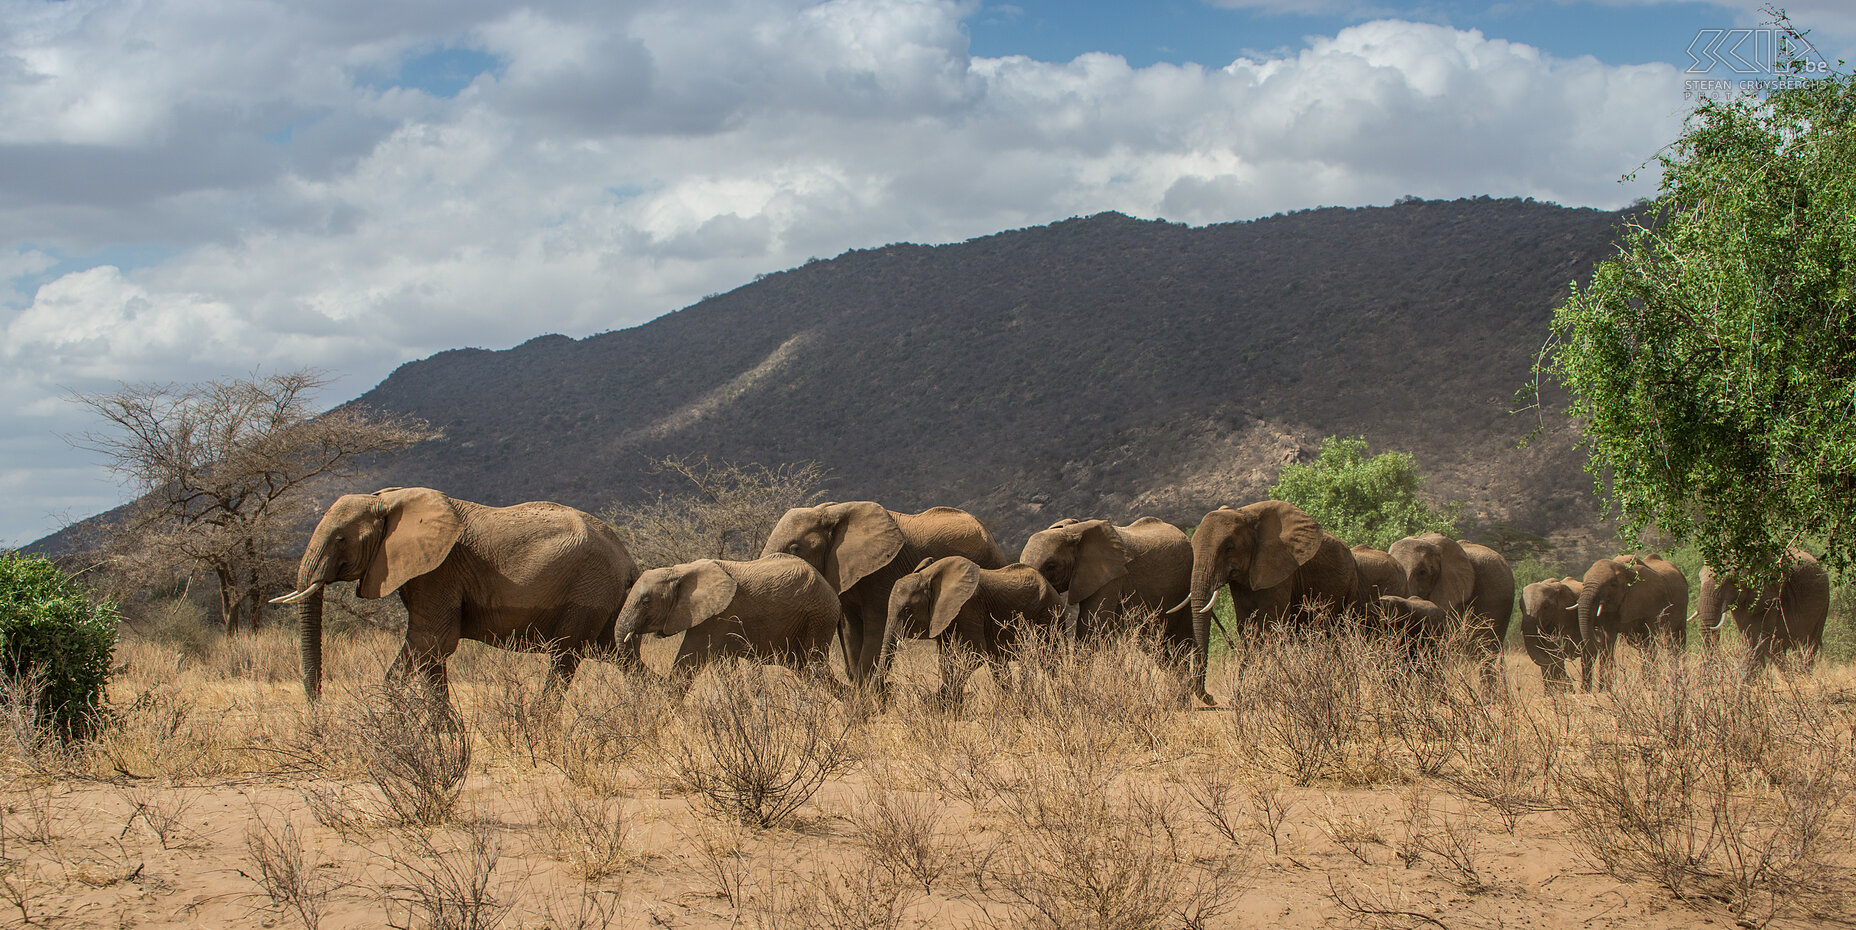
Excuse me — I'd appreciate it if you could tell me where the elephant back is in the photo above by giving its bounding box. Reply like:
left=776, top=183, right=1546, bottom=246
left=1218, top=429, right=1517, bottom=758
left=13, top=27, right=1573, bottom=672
left=895, top=507, right=1010, bottom=569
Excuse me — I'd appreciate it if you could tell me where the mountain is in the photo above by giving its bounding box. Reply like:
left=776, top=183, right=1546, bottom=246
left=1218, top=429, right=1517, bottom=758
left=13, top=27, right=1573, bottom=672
left=326, top=196, right=1621, bottom=559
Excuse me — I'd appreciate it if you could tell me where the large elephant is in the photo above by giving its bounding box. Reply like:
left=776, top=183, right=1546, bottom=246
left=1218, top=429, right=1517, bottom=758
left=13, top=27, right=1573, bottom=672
left=1520, top=577, right=1584, bottom=690
left=614, top=554, right=842, bottom=689
left=876, top=556, right=1065, bottom=704
left=1351, top=545, right=1410, bottom=602
left=270, top=488, right=640, bottom=701
left=1187, top=501, right=1360, bottom=705
left=1387, top=533, right=1515, bottom=665
left=1018, top=516, right=1191, bottom=642
left=1577, top=553, right=1689, bottom=692
left=761, top=502, right=1007, bottom=685
left=1694, top=548, right=1830, bottom=673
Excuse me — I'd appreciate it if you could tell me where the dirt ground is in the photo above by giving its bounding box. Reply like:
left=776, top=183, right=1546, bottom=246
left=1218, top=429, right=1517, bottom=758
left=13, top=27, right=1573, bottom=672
left=3, top=627, right=1850, bottom=930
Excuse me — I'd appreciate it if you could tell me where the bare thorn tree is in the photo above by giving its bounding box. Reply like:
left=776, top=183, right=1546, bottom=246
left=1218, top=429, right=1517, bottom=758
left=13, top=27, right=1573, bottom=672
left=68, top=369, right=438, bottom=633
left=600, top=456, right=828, bottom=568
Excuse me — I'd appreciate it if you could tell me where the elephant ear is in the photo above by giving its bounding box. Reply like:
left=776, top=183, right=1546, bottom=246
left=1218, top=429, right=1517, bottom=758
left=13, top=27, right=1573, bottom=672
left=1429, top=535, right=1476, bottom=608
left=1067, top=520, right=1129, bottom=604
left=1244, top=501, right=1323, bottom=591
left=824, top=502, right=905, bottom=593
left=663, top=560, right=738, bottom=636
left=927, top=559, right=982, bottom=638
left=360, top=488, right=463, bottom=598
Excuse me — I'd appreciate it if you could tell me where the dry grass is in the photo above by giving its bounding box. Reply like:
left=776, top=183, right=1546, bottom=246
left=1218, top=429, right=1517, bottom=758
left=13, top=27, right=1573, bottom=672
left=0, top=612, right=1843, bottom=928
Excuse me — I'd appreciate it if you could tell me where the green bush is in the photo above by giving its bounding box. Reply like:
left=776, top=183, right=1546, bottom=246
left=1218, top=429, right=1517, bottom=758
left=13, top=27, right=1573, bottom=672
left=0, top=553, right=119, bottom=738
left=1271, top=436, right=1459, bottom=550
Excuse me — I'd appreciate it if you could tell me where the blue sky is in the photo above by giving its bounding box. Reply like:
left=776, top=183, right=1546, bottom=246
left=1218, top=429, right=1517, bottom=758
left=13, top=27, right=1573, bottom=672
left=0, top=0, right=1849, bottom=546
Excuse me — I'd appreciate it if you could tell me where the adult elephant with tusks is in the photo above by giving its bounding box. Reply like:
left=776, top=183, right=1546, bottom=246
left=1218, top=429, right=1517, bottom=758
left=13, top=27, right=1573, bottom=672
left=1186, top=501, right=1360, bottom=706
left=1577, top=552, right=1689, bottom=692
left=1693, top=547, right=1829, bottom=675
left=761, top=502, right=1008, bottom=685
left=269, top=487, right=641, bottom=702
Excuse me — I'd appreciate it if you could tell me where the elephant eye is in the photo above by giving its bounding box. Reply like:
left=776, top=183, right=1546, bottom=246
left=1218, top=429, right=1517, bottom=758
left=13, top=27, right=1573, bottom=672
left=785, top=542, right=799, bottom=553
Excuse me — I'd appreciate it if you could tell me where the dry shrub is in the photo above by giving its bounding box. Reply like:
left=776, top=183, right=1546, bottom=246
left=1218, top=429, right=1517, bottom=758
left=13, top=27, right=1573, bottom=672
left=533, top=785, right=632, bottom=881
left=984, top=759, right=1244, bottom=930
left=847, top=770, right=960, bottom=894
left=465, top=646, right=565, bottom=769
left=684, top=816, right=753, bottom=909
left=1225, top=623, right=1387, bottom=786
left=1, top=779, right=59, bottom=847
left=553, top=656, right=676, bottom=794
left=118, top=783, right=201, bottom=849
left=91, top=684, right=222, bottom=779
left=1433, top=680, right=1568, bottom=833
left=246, top=808, right=338, bottom=930
left=380, top=823, right=510, bottom=930
left=783, top=856, right=923, bottom=930
left=1558, top=653, right=1856, bottom=923
left=354, top=676, right=473, bottom=826
left=663, top=660, right=856, bottom=827
left=1316, top=795, right=1384, bottom=865
left=202, top=624, right=301, bottom=683
left=900, top=706, right=1011, bottom=810
left=1001, top=615, right=1190, bottom=755
left=0, top=671, right=77, bottom=775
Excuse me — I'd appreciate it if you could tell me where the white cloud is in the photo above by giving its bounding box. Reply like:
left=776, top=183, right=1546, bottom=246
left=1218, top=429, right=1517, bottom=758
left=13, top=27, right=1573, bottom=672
left=0, top=0, right=1689, bottom=544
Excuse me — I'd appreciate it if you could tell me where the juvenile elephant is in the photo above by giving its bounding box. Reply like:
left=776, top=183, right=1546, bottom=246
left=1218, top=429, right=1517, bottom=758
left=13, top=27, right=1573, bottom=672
left=1694, top=548, right=1829, bottom=673
left=614, top=554, right=842, bottom=690
left=762, top=502, right=1008, bottom=685
left=1578, top=553, right=1689, bottom=692
left=270, top=487, right=640, bottom=701
left=1520, top=577, right=1584, bottom=690
left=1018, top=516, right=1191, bottom=642
left=1374, top=595, right=1449, bottom=664
left=1388, top=533, right=1515, bottom=667
left=876, top=557, right=1065, bottom=704
left=1352, top=545, right=1410, bottom=602
left=1187, top=501, right=1360, bottom=705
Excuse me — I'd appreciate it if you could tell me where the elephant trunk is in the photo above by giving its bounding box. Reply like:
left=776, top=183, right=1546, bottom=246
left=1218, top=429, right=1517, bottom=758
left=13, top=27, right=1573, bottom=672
left=1577, top=582, right=1603, bottom=692
left=875, top=588, right=913, bottom=694
left=1520, top=606, right=1558, bottom=675
left=1186, top=561, right=1224, bottom=705
left=297, top=588, right=324, bottom=702
left=1695, top=573, right=1728, bottom=650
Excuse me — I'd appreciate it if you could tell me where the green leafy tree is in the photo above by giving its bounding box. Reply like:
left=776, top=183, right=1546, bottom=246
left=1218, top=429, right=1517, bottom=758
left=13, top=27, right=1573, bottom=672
left=1542, top=17, right=1856, bottom=579
left=0, top=553, right=118, bottom=739
left=1269, top=436, right=1459, bottom=550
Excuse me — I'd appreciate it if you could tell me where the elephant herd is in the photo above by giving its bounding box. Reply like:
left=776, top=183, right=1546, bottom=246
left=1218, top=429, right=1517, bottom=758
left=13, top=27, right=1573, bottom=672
left=268, top=488, right=1833, bottom=707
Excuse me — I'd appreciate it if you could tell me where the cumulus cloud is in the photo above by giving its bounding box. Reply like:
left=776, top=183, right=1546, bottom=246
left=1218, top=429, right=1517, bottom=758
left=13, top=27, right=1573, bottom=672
left=0, top=0, right=1689, bottom=543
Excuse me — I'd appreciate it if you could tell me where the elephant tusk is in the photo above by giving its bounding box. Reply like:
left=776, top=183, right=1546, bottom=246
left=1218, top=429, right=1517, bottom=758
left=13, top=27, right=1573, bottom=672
left=1594, top=602, right=1604, bottom=619
left=268, top=582, right=323, bottom=605
left=1194, top=588, right=1227, bottom=616
left=1166, top=597, right=1191, bottom=614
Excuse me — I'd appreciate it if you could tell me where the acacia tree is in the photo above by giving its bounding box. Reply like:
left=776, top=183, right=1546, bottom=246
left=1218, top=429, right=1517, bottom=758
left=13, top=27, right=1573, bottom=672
left=70, top=370, right=437, bottom=633
left=600, top=456, right=828, bottom=569
left=1270, top=436, right=1459, bottom=550
left=1543, top=18, right=1856, bottom=579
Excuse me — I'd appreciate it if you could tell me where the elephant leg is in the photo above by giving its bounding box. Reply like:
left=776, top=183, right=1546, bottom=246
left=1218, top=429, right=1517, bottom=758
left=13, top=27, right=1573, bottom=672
left=546, top=649, right=583, bottom=694
left=839, top=608, right=867, bottom=684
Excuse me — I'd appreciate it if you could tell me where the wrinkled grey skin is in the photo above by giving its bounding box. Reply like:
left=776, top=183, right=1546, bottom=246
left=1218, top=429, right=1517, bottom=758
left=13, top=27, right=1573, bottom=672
left=1352, top=546, right=1410, bottom=602
left=271, top=488, right=640, bottom=702
left=1388, top=533, right=1515, bottom=673
left=615, top=554, right=843, bottom=691
left=1695, top=548, right=1829, bottom=675
left=876, top=557, right=1064, bottom=706
left=1520, top=577, right=1584, bottom=690
left=1578, top=553, right=1689, bottom=692
left=1018, top=516, right=1191, bottom=642
left=762, top=502, right=1007, bottom=686
left=1187, top=501, right=1360, bottom=706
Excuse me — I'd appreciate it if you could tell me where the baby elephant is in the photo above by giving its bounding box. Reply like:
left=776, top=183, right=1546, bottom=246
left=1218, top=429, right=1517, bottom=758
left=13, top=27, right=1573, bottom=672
left=615, top=554, right=843, bottom=691
left=876, top=557, right=1065, bottom=705
left=1374, top=595, right=1449, bottom=665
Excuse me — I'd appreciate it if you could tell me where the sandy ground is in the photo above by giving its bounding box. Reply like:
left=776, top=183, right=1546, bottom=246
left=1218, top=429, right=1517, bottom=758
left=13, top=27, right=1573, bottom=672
left=2, top=631, right=1848, bottom=930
